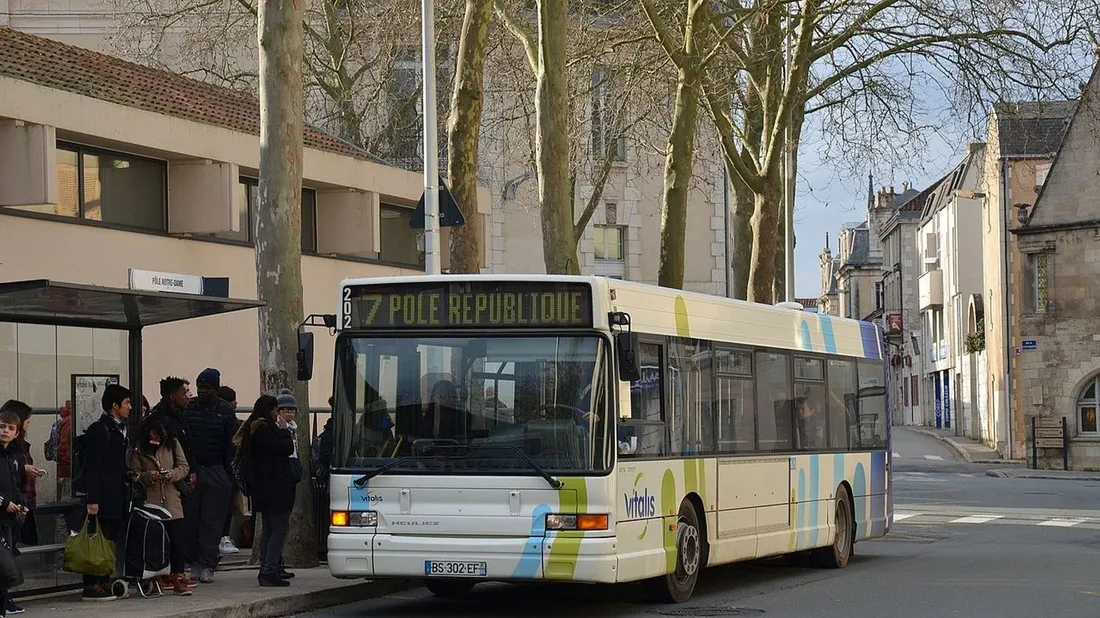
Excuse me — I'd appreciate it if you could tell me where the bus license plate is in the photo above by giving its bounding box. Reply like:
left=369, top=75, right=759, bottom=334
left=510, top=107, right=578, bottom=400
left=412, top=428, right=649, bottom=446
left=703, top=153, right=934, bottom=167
left=424, top=560, right=487, bottom=577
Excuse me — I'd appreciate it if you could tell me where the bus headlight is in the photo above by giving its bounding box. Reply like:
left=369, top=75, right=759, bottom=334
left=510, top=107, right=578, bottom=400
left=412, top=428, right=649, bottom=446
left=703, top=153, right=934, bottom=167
left=545, top=514, right=608, bottom=531
left=331, top=511, right=377, bottom=527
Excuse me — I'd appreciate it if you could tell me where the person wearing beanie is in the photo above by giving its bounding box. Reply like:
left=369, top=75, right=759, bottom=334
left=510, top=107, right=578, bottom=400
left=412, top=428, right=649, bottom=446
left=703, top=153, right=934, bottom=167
left=180, top=368, right=237, bottom=584
left=273, top=389, right=303, bottom=580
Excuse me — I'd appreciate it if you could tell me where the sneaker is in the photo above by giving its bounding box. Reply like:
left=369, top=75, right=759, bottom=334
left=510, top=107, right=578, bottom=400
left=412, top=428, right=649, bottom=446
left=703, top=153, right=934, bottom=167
left=82, top=585, right=116, bottom=602
left=199, top=567, right=215, bottom=584
left=218, top=536, right=239, bottom=555
left=6, top=600, right=24, bottom=614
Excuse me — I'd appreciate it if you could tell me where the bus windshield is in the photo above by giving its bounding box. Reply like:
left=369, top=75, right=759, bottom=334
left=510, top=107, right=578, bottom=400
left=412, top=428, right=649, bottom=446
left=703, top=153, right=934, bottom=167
left=332, top=334, right=613, bottom=475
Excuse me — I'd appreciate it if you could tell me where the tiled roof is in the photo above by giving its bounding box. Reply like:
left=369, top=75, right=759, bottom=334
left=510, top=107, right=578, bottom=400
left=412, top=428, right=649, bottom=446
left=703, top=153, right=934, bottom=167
left=0, top=28, right=376, bottom=162
left=993, top=100, right=1078, bottom=156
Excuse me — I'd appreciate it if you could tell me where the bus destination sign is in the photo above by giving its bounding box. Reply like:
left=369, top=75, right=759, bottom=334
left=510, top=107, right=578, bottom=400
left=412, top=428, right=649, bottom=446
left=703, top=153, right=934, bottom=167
left=343, top=281, right=594, bottom=329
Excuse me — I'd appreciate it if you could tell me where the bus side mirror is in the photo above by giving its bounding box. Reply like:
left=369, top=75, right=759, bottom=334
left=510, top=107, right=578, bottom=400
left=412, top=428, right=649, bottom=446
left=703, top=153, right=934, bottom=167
left=297, top=331, right=315, bottom=382
left=616, top=332, right=641, bottom=382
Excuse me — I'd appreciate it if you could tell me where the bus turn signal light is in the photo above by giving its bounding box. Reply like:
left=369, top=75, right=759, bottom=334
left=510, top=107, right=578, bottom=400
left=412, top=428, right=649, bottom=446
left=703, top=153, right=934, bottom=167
left=331, top=511, right=349, bottom=526
left=577, top=514, right=609, bottom=530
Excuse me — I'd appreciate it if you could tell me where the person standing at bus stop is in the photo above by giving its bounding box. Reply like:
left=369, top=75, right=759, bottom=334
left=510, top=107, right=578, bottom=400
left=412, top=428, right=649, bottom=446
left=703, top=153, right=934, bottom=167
left=236, top=394, right=295, bottom=587
left=80, top=384, right=134, bottom=602
left=181, top=368, right=236, bottom=584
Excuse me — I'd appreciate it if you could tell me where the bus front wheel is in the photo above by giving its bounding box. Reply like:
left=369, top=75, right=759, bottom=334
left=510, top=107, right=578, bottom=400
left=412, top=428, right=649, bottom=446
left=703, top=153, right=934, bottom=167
left=811, top=489, right=853, bottom=569
left=643, top=501, right=703, bottom=603
left=424, top=579, right=476, bottom=599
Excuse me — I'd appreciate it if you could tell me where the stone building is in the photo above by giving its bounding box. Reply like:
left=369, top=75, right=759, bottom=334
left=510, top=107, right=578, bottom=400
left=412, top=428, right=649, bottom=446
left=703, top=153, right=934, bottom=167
left=916, top=145, right=985, bottom=436
left=878, top=187, right=930, bottom=426
left=981, top=96, right=1078, bottom=459
left=1010, top=65, right=1100, bottom=469
left=817, top=235, right=840, bottom=315
left=831, top=182, right=918, bottom=322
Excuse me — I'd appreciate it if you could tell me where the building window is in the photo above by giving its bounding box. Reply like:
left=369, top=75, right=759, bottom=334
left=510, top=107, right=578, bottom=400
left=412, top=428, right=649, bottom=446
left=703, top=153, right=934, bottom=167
left=1077, top=377, right=1100, bottom=434
left=387, top=48, right=422, bottom=166
left=211, top=177, right=316, bottom=251
left=379, top=203, right=421, bottom=266
left=874, top=281, right=884, bottom=311
left=301, top=188, right=317, bottom=254
left=45, top=142, right=167, bottom=232
left=1029, top=252, right=1050, bottom=313
left=593, top=225, right=625, bottom=261
left=590, top=66, right=627, bottom=162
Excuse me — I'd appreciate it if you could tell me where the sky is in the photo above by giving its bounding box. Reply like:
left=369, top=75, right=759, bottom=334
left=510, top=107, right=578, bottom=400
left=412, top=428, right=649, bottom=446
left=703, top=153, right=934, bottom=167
left=792, top=124, right=965, bottom=299
left=792, top=96, right=981, bottom=299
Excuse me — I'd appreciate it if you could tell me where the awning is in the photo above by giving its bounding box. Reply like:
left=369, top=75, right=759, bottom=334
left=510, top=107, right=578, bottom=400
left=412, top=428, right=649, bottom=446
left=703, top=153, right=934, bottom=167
left=0, top=279, right=265, bottom=330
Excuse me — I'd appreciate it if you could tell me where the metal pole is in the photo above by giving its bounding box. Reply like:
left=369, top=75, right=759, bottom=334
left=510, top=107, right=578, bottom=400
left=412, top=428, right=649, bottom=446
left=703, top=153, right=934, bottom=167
left=783, top=10, right=795, bottom=303
left=421, top=0, right=441, bottom=275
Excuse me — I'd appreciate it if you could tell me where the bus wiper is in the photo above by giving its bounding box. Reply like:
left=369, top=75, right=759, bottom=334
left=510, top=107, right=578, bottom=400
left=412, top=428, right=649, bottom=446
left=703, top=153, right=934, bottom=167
left=471, top=444, right=563, bottom=489
left=353, top=457, right=433, bottom=488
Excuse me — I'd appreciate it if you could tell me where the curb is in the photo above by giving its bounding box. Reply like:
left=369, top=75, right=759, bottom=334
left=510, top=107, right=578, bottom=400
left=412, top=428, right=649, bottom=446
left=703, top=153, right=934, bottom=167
left=160, top=579, right=418, bottom=618
left=986, top=469, right=1100, bottom=482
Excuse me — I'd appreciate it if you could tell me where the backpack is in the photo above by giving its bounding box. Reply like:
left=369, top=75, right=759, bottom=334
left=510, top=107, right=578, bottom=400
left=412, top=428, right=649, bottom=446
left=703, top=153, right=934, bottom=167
left=44, top=422, right=59, bottom=462
left=72, top=422, right=111, bottom=498
left=230, top=446, right=251, bottom=496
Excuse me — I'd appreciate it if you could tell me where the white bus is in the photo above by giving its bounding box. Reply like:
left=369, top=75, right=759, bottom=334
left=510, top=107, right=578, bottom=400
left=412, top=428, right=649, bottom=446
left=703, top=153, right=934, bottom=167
left=298, top=275, right=892, bottom=603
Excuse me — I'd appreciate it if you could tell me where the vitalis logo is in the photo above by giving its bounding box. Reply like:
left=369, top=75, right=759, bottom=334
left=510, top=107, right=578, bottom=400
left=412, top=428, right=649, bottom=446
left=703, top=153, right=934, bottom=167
left=624, top=487, right=657, bottom=518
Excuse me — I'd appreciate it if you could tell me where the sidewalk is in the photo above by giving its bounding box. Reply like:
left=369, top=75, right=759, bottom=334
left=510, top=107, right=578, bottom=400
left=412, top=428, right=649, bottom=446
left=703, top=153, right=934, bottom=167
left=985, top=468, right=1100, bottom=481
left=18, top=566, right=414, bottom=618
left=905, top=426, right=1021, bottom=465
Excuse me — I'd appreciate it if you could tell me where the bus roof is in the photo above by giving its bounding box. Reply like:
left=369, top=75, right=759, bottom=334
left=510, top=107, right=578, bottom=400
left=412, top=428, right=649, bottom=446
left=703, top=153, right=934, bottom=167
left=337, top=275, right=883, bottom=360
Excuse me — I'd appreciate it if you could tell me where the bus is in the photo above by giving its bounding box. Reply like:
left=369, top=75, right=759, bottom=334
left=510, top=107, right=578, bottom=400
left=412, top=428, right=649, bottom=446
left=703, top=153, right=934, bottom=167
left=298, top=275, right=892, bottom=603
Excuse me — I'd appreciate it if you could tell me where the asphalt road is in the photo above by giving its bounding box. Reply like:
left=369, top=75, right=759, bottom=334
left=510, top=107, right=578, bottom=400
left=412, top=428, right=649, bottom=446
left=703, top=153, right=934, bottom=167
left=303, top=428, right=1100, bottom=618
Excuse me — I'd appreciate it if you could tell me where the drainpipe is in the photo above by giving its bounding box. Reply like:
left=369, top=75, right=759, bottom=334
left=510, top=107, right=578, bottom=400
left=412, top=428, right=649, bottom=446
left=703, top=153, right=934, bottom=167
left=723, top=164, right=731, bottom=297
left=1001, top=158, right=1014, bottom=458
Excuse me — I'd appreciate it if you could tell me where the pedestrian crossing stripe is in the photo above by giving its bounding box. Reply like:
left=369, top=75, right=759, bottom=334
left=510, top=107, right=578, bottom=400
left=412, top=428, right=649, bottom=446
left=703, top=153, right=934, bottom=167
left=950, top=514, right=1003, bottom=524
left=892, top=513, right=1094, bottom=529
left=1037, top=518, right=1090, bottom=527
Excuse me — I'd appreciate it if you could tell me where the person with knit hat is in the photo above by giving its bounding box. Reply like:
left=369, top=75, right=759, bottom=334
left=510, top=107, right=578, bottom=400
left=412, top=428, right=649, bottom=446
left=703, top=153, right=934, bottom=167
left=272, top=389, right=303, bottom=580
left=180, top=367, right=237, bottom=584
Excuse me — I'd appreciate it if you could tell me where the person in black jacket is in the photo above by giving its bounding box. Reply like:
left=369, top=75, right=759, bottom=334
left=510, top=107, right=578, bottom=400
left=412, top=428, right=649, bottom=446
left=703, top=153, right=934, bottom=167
left=180, top=368, right=236, bottom=584
left=81, top=383, right=134, bottom=602
left=0, top=408, right=28, bottom=617
left=236, top=395, right=295, bottom=587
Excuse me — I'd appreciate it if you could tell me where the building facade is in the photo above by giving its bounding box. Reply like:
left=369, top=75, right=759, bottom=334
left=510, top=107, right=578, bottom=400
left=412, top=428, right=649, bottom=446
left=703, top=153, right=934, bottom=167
left=980, top=98, right=1077, bottom=458
left=1009, top=66, right=1100, bottom=469
left=1, top=3, right=732, bottom=295
left=878, top=190, right=927, bottom=426
left=0, top=28, right=494, bottom=588
left=916, top=145, right=985, bottom=436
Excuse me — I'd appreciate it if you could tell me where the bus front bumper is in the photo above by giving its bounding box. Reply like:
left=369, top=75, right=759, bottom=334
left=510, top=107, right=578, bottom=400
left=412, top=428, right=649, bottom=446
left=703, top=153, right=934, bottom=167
left=328, top=532, right=618, bottom=583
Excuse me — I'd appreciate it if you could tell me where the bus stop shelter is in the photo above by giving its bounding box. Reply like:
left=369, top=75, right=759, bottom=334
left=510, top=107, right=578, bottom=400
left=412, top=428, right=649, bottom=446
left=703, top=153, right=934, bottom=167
left=0, top=278, right=264, bottom=594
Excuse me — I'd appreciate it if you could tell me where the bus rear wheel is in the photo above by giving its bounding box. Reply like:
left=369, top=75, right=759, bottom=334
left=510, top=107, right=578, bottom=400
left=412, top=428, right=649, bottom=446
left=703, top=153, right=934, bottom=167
left=425, top=579, right=476, bottom=599
left=811, top=490, right=853, bottom=569
left=643, top=501, right=703, bottom=603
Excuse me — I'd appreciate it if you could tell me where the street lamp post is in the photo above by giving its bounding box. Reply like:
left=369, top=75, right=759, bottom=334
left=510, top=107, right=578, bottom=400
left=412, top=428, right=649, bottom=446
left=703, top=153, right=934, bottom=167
left=421, top=0, right=441, bottom=275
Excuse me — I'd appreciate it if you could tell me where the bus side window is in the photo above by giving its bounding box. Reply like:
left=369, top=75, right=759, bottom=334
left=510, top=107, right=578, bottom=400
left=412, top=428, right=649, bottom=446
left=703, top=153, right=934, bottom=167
left=626, top=342, right=664, bottom=457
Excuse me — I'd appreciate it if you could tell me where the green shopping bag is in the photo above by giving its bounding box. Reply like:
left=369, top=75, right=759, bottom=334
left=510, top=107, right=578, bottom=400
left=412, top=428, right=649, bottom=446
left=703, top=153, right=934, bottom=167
left=63, top=516, right=116, bottom=577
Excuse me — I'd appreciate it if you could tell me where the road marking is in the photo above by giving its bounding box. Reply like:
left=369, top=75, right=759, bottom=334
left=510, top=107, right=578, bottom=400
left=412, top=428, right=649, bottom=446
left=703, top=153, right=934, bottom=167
left=924, top=455, right=944, bottom=461
left=950, top=514, right=1004, bottom=524
left=893, top=512, right=921, bottom=521
left=1037, top=518, right=1089, bottom=527
left=956, top=473, right=975, bottom=478
left=893, top=452, right=901, bottom=457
